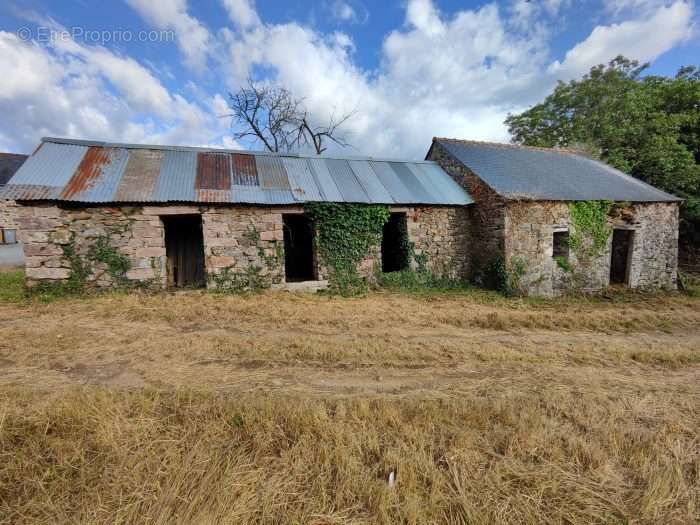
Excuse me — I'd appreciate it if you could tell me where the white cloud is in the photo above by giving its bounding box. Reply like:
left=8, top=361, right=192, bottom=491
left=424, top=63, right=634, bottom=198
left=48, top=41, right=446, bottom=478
left=124, top=0, right=211, bottom=72
left=222, top=0, right=261, bottom=29
left=550, top=1, right=694, bottom=77
left=1, top=0, right=695, bottom=157
left=0, top=31, right=228, bottom=153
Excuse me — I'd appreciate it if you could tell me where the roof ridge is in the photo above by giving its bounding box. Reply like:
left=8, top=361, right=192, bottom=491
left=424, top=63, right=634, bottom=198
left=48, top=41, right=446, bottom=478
left=40, top=137, right=437, bottom=165
left=433, top=137, right=581, bottom=156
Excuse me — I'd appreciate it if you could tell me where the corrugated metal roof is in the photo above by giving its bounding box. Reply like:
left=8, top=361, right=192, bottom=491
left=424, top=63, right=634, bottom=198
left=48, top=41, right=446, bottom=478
left=1, top=137, right=473, bottom=205
left=434, top=138, right=681, bottom=202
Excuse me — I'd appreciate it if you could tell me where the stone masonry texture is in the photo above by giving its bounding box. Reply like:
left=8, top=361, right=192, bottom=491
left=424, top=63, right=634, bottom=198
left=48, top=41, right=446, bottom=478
left=505, top=201, right=679, bottom=297
left=1, top=200, right=18, bottom=240
left=17, top=203, right=469, bottom=288
left=429, top=141, right=680, bottom=297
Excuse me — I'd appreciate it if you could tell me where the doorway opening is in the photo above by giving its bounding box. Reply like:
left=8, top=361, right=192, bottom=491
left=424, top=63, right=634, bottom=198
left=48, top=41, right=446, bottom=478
left=163, top=215, right=205, bottom=288
left=382, top=213, right=411, bottom=273
left=610, top=229, right=633, bottom=285
left=283, top=214, right=315, bottom=282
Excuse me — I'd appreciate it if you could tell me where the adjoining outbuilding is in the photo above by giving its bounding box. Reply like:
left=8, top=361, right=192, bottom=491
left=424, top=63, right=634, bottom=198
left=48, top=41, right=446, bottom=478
left=0, top=152, right=28, bottom=246
left=2, top=138, right=471, bottom=290
left=427, top=138, right=681, bottom=296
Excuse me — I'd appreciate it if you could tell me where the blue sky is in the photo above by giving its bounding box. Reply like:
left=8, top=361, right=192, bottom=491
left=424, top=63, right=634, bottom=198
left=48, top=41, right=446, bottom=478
left=0, top=0, right=697, bottom=157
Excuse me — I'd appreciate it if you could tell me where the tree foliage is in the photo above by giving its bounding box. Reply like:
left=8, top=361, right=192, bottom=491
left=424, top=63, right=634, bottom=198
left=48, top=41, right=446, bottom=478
left=505, top=56, right=700, bottom=247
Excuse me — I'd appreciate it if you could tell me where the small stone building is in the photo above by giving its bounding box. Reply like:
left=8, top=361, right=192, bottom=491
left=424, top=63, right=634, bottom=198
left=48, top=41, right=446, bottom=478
left=0, top=153, right=28, bottom=245
left=427, top=138, right=681, bottom=296
left=2, top=138, right=470, bottom=289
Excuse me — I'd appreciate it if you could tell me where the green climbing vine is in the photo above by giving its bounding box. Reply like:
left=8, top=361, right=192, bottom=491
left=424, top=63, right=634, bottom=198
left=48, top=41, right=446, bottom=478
left=568, top=200, right=614, bottom=258
left=305, top=203, right=390, bottom=295
left=61, top=224, right=133, bottom=291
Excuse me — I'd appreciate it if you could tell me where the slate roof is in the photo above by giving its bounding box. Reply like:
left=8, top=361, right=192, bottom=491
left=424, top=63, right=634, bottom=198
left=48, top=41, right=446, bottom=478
left=0, top=153, right=28, bottom=186
left=432, top=138, right=681, bottom=202
left=1, top=138, right=472, bottom=206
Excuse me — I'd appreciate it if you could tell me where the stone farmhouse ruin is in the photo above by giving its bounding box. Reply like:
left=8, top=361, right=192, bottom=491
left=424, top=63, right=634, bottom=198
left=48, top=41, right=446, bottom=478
left=1, top=136, right=681, bottom=296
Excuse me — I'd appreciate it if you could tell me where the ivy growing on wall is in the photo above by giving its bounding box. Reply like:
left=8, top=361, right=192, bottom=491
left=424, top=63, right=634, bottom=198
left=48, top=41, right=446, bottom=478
left=62, top=225, right=133, bottom=291
left=305, top=203, right=390, bottom=295
left=568, top=200, right=614, bottom=257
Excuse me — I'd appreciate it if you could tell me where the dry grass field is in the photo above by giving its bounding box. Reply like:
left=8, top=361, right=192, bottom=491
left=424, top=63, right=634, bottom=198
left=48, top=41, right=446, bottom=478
left=0, top=270, right=699, bottom=524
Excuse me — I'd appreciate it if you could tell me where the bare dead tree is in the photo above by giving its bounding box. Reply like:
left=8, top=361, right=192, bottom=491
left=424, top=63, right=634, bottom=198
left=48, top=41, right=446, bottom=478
left=227, top=78, right=353, bottom=154
left=293, top=109, right=354, bottom=154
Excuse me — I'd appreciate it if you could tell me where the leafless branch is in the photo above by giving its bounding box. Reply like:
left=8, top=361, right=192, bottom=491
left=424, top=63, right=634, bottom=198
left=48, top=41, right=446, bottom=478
left=227, top=78, right=354, bottom=154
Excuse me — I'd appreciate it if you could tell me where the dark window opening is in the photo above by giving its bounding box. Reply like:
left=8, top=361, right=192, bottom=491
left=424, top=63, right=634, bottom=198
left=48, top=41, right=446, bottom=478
left=382, top=213, right=411, bottom=273
left=283, top=214, right=315, bottom=282
left=553, top=231, right=569, bottom=260
left=163, top=215, right=205, bottom=288
left=610, top=229, right=633, bottom=285
left=1, top=228, right=18, bottom=244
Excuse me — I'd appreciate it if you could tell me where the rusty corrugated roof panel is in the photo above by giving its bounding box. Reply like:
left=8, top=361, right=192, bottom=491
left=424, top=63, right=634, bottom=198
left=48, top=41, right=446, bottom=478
left=4, top=137, right=472, bottom=205
left=255, top=155, right=295, bottom=204
left=232, top=154, right=258, bottom=186
left=153, top=150, right=197, bottom=202
left=60, top=147, right=129, bottom=201
left=196, top=152, right=231, bottom=191
left=0, top=184, right=60, bottom=200
left=196, top=189, right=231, bottom=202
left=114, top=149, right=164, bottom=202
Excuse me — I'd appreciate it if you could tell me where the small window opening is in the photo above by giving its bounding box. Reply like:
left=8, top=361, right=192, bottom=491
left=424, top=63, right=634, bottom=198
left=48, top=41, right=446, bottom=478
left=610, top=229, right=634, bottom=285
left=552, top=231, right=569, bottom=260
left=283, top=214, right=315, bottom=282
left=163, top=215, right=205, bottom=288
left=382, top=213, right=411, bottom=273
left=1, top=228, right=18, bottom=244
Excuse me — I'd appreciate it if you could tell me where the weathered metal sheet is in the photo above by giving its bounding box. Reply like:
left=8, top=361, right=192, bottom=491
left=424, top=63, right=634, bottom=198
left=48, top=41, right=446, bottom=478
left=326, top=159, right=370, bottom=203
left=255, top=156, right=295, bottom=204
left=368, top=161, right=413, bottom=203
left=415, top=163, right=473, bottom=205
left=152, top=150, right=197, bottom=202
left=59, top=147, right=127, bottom=201
left=389, top=162, right=436, bottom=204
left=437, top=139, right=680, bottom=202
left=406, top=163, right=444, bottom=204
left=9, top=142, right=87, bottom=189
left=349, top=161, right=393, bottom=203
left=283, top=158, right=324, bottom=202
left=196, top=152, right=231, bottom=190
left=307, top=158, right=343, bottom=201
left=114, top=149, right=164, bottom=202
left=4, top=138, right=474, bottom=205
left=196, top=189, right=231, bottom=202
left=0, top=184, right=60, bottom=200
left=232, top=154, right=259, bottom=186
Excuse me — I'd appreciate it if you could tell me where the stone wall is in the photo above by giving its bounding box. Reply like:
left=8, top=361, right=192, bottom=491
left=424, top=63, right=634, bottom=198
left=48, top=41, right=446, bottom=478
left=407, top=206, right=470, bottom=279
left=504, top=201, right=679, bottom=296
left=0, top=199, right=18, bottom=241
left=202, top=206, right=289, bottom=287
left=16, top=203, right=469, bottom=288
left=427, top=141, right=505, bottom=273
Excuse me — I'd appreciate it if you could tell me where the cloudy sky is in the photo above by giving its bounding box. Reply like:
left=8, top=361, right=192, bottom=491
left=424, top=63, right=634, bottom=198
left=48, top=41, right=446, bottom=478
left=0, top=0, right=697, bottom=158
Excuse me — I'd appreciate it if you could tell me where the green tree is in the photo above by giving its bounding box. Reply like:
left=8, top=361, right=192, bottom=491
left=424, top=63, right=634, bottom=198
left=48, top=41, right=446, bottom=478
left=505, top=56, right=700, bottom=249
